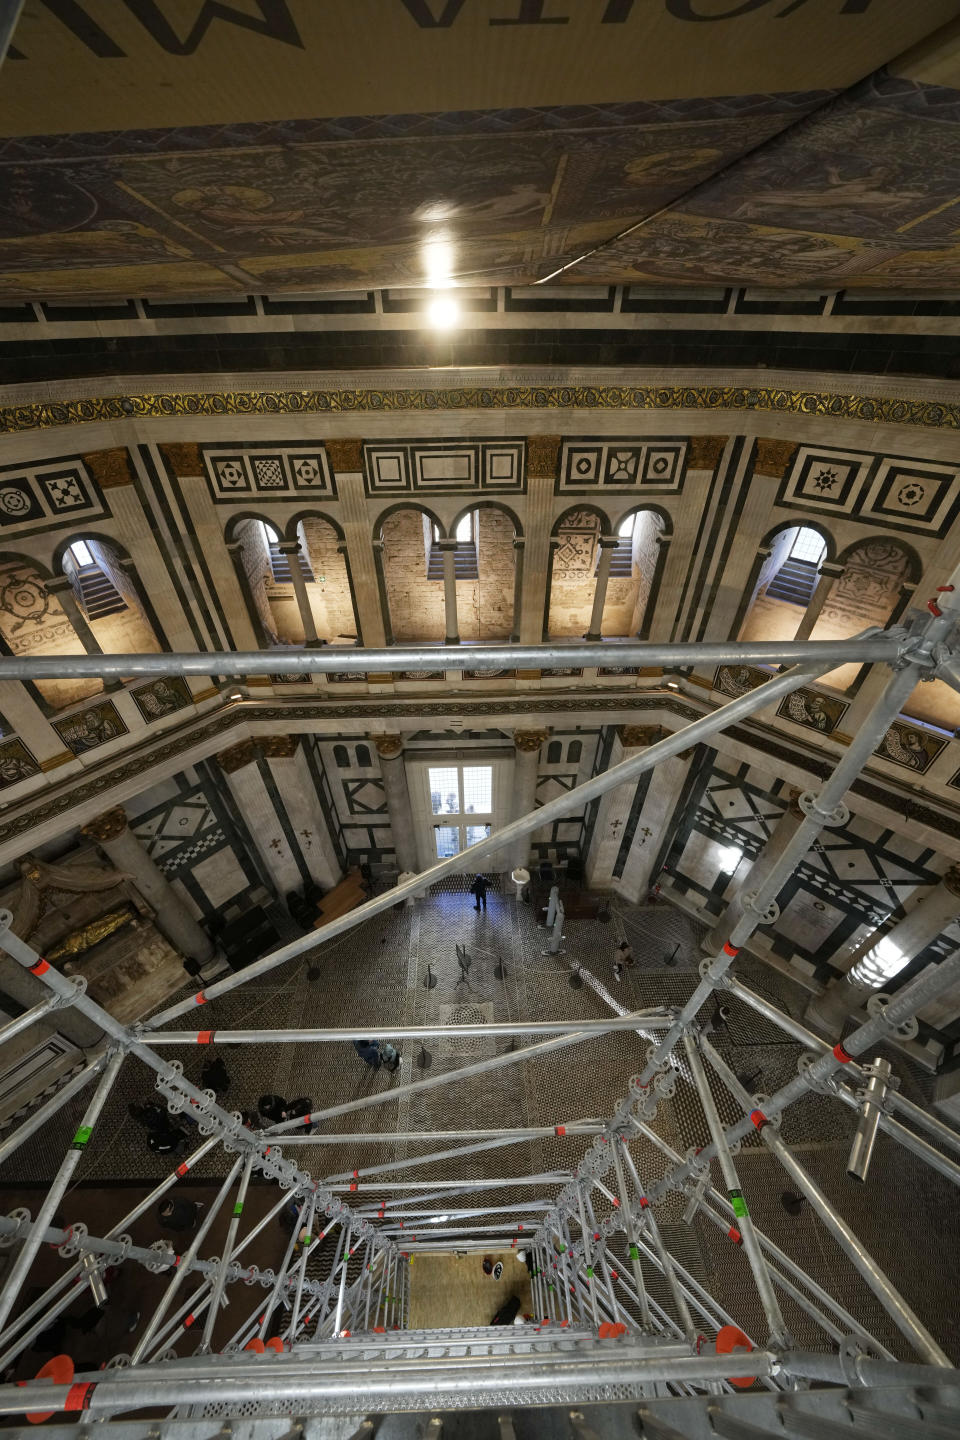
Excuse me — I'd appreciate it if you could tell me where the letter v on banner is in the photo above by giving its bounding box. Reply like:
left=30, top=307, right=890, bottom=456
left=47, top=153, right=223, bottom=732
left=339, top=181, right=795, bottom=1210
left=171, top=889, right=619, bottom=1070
left=400, top=0, right=470, bottom=26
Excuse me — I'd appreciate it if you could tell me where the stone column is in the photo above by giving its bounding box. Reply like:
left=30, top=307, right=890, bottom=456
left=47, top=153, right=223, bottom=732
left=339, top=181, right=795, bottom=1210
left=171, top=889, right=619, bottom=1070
left=792, top=560, right=844, bottom=643
left=520, top=440, right=559, bottom=647
left=371, top=539, right=395, bottom=646
left=46, top=576, right=121, bottom=692
left=81, top=807, right=214, bottom=964
left=585, top=727, right=644, bottom=890
left=586, top=537, right=618, bottom=642
left=806, top=865, right=960, bottom=1035
left=509, top=729, right=549, bottom=872
left=276, top=541, right=321, bottom=646
left=259, top=737, right=341, bottom=890
left=226, top=540, right=275, bottom=648
left=701, top=789, right=806, bottom=954
left=510, top=538, right=525, bottom=644
left=371, top=733, right=418, bottom=873
left=617, top=740, right=694, bottom=903
left=438, top=542, right=460, bottom=645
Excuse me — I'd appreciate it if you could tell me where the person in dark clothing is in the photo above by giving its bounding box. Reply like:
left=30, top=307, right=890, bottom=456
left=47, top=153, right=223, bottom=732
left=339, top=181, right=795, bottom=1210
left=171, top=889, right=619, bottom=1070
left=258, top=1094, right=288, bottom=1125
left=200, top=1056, right=230, bottom=1096
left=282, top=1097, right=314, bottom=1123
left=147, top=1127, right=186, bottom=1156
left=158, top=1198, right=204, bottom=1233
left=353, top=1039, right=401, bottom=1074
left=129, top=1102, right=168, bottom=1132
left=471, top=875, right=489, bottom=912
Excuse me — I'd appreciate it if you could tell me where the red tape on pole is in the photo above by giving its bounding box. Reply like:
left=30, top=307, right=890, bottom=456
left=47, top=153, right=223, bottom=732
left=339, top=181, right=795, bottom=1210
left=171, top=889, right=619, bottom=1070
left=29, top=958, right=50, bottom=976
left=833, top=1043, right=853, bottom=1064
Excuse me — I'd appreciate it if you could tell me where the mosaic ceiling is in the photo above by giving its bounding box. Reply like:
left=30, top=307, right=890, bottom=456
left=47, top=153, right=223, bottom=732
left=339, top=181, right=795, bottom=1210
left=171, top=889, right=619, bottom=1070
left=1, top=2, right=960, bottom=300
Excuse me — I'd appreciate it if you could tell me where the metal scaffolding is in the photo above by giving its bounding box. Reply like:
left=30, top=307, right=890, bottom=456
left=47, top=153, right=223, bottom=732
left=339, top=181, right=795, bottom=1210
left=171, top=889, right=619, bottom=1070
left=2, top=595, right=960, bottom=1431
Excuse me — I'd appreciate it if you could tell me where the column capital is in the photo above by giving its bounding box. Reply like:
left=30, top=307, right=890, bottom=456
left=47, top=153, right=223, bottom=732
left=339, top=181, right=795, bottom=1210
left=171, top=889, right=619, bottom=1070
left=370, top=732, right=404, bottom=759
left=598, top=535, right=620, bottom=550
left=526, top=435, right=561, bottom=480
left=275, top=540, right=302, bottom=557
left=216, top=739, right=259, bottom=773
left=514, top=728, right=549, bottom=753
left=820, top=560, right=845, bottom=579
left=783, top=787, right=805, bottom=819
left=618, top=724, right=663, bottom=748
left=325, top=438, right=364, bottom=473
left=260, top=735, right=299, bottom=759
left=512, top=536, right=526, bottom=552
left=45, top=574, right=75, bottom=597
left=81, top=806, right=129, bottom=843
left=435, top=538, right=460, bottom=552
left=943, top=864, right=960, bottom=899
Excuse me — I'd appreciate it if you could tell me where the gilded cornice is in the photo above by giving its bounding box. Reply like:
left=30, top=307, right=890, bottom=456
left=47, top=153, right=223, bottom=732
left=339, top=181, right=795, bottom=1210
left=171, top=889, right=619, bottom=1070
left=3, top=384, right=960, bottom=435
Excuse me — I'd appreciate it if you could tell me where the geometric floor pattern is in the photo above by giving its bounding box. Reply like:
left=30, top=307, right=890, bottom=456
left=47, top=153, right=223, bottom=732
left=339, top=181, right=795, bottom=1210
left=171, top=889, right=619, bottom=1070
left=3, top=888, right=958, bottom=1362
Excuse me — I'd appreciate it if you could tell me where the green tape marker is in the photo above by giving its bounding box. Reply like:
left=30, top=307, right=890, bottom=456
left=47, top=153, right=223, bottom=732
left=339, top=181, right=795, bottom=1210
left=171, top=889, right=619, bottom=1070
left=233, top=1202, right=244, bottom=1216
left=71, top=1124, right=92, bottom=1149
left=558, top=1243, right=566, bottom=1252
left=586, top=1266, right=594, bottom=1277
left=628, top=1244, right=639, bottom=1260
left=731, top=1195, right=748, bottom=1219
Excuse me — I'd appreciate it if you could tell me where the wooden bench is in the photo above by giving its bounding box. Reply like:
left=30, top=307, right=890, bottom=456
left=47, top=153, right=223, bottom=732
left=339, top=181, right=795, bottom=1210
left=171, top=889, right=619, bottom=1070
left=312, top=868, right=368, bottom=929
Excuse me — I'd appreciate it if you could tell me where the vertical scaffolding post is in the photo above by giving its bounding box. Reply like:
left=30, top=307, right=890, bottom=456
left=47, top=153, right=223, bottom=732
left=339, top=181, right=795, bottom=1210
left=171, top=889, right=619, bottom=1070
left=200, top=1151, right=255, bottom=1352
left=618, top=1139, right=694, bottom=1342
left=333, top=1228, right=352, bottom=1335
left=683, top=1030, right=789, bottom=1345
left=0, top=1046, right=125, bottom=1338
left=698, top=1035, right=951, bottom=1368
left=132, top=1157, right=244, bottom=1362
left=287, top=1190, right=319, bottom=1341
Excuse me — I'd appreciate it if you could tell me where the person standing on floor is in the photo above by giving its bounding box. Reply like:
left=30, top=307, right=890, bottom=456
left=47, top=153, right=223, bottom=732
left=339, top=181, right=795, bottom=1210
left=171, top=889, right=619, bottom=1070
left=613, top=939, right=633, bottom=983
left=258, top=1094, right=288, bottom=1126
left=200, top=1055, right=230, bottom=1097
left=157, top=1197, right=204, bottom=1233
left=353, top=1039, right=401, bottom=1074
left=471, top=874, right=489, bottom=912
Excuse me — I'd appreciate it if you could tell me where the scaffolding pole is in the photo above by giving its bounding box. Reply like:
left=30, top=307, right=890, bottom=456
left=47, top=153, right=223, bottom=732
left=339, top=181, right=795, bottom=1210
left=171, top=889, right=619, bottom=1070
left=0, top=1047, right=125, bottom=1337
left=0, top=636, right=901, bottom=682
left=682, top=1030, right=789, bottom=1346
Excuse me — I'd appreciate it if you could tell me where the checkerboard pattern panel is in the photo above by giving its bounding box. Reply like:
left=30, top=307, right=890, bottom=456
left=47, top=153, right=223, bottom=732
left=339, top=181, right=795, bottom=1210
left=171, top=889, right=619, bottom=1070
left=203, top=445, right=334, bottom=501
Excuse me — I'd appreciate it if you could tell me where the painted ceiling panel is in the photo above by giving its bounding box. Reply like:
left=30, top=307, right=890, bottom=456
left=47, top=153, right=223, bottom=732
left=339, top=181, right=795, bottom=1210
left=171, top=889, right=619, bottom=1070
left=0, top=1, right=958, bottom=299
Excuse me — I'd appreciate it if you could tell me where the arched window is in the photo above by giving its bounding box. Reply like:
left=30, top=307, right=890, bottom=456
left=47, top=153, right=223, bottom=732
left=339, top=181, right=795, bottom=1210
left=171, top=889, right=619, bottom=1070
left=355, top=743, right=372, bottom=768
left=546, top=740, right=562, bottom=764
left=333, top=744, right=350, bottom=768
left=764, top=526, right=827, bottom=607
left=568, top=740, right=582, bottom=763
left=65, top=539, right=127, bottom=619
left=455, top=513, right=473, bottom=544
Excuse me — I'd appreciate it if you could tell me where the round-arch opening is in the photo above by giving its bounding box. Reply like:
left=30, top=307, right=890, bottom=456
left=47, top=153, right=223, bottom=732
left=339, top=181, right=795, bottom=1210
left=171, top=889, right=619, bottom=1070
left=739, top=523, right=832, bottom=645
left=379, top=502, right=519, bottom=644
left=546, top=505, right=665, bottom=639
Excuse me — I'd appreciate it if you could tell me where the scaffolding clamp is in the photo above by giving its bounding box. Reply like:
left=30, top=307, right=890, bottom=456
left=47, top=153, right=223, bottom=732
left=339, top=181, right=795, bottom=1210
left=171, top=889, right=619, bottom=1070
left=682, top=1169, right=712, bottom=1226
left=866, top=992, right=919, bottom=1042
left=799, top=791, right=849, bottom=828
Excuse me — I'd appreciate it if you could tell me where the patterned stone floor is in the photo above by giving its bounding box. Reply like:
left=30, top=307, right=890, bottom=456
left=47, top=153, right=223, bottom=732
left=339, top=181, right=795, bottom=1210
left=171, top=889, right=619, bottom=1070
left=3, top=888, right=958, bottom=1362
